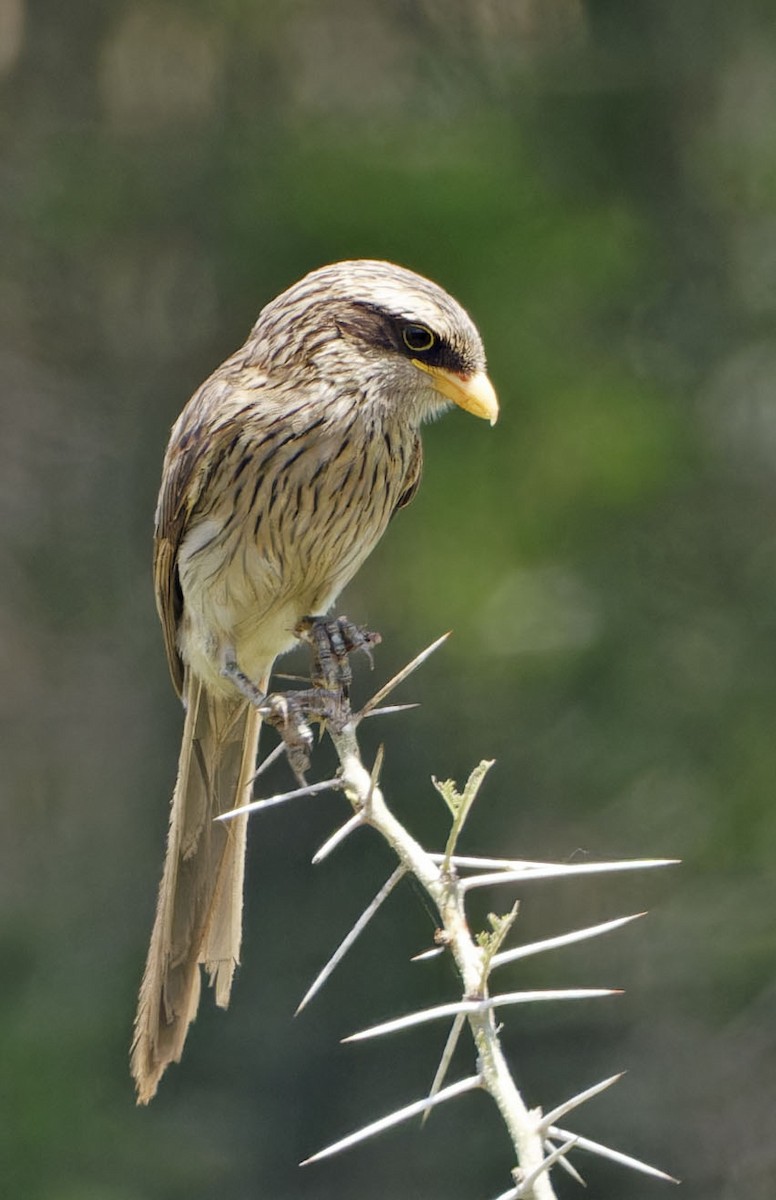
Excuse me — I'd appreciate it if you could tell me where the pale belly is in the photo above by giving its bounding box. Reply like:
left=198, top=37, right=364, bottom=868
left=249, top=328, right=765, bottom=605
left=176, top=498, right=389, bottom=697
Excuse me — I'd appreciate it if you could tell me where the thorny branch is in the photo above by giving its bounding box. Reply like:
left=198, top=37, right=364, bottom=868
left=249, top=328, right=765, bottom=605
left=220, top=625, right=678, bottom=1198
left=327, top=721, right=560, bottom=1197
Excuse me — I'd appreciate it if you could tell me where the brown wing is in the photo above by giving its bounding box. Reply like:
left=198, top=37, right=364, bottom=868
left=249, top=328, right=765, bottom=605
left=153, top=390, right=231, bottom=698
left=394, top=432, right=423, bottom=513
left=154, top=435, right=202, bottom=698
left=154, top=356, right=276, bottom=696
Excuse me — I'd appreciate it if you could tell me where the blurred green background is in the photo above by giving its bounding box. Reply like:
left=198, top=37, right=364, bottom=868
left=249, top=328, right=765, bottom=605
left=3, top=1, right=776, bottom=1197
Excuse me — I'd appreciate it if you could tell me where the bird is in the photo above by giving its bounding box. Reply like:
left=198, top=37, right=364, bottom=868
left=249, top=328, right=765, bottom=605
left=131, top=259, right=498, bottom=1103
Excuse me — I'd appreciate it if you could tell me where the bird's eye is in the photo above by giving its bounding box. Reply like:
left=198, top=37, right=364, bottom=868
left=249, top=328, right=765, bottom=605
left=402, top=323, right=436, bottom=353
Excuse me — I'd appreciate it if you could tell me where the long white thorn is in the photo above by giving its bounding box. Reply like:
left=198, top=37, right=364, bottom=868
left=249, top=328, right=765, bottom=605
left=343, top=989, right=621, bottom=1042
left=216, top=776, right=342, bottom=822
left=410, top=945, right=445, bottom=962
left=541, top=1073, right=625, bottom=1129
left=547, top=1125, right=679, bottom=1183
left=429, top=852, right=679, bottom=873
left=248, top=738, right=287, bottom=782
left=365, top=742, right=384, bottom=813
left=512, top=1137, right=579, bottom=1198
left=312, top=812, right=365, bottom=864
left=420, top=1013, right=467, bottom=1127
left=361, top=702, right=420, bottom=719
left=295, top=865, right=406, bottom=1014
left=460, top=859, right=679, bottom=892
left=429, top=852, right=556, bottom=870
left=491, top=914, right=645, bottom=969
left=545, top=1139, right=586, bottom=1184
left=300, top=1074, right=481, bottom=1165
left=358, top=632, right=451, bottom=718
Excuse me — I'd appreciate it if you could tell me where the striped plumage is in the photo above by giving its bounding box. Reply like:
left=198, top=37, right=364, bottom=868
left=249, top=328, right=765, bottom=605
left=132, top=260, right=497, bottom=1103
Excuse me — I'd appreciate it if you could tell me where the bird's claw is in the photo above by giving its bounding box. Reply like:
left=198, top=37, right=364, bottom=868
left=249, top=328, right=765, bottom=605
left=261, top=615, right=380, bottom=780
left=295, top=615, right=381, bottom=693
left=260, top=686, right=347, bottom=781
left=260, top=692, right=316, bottom=782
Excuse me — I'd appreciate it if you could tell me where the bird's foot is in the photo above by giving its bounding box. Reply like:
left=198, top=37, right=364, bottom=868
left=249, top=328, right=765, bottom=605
left=260, top=688, right=344, bottom=783
left=221, top=656, right=322, bottom=781
left=239, top=617, right=380, bottom=782
left=295, top=615, right=381, bottom=694
left=259, top=692, right=314, bottom=782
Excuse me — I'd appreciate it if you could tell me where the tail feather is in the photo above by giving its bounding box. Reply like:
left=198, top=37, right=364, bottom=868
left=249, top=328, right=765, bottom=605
left=131, top=672, right=265, bottom=1104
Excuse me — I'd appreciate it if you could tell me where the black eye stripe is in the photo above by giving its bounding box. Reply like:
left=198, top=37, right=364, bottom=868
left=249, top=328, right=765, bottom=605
left=336, top=302, right=473, bottom=374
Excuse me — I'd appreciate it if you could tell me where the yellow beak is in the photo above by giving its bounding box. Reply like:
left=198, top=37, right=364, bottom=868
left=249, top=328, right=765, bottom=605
left=412, top=361, right=499, bottom=426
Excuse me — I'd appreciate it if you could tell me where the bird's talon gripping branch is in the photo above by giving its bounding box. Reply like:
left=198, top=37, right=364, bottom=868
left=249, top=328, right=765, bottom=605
left=262, top=685, right=352, bottom=781
left=259, top=619, right=375, bottom=781
left=296, top=615, right=381, bottom=694
left=260, top=692, right=316, bottom=782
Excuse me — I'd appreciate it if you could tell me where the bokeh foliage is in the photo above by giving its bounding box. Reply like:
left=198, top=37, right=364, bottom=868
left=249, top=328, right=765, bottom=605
left=3, top=1, right=776, bottom=1197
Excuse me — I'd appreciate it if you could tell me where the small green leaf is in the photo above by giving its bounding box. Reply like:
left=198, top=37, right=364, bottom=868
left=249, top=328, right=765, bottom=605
left=476, top=904, right=520, bottom=980
left=434, top=760, right=496, bottom=867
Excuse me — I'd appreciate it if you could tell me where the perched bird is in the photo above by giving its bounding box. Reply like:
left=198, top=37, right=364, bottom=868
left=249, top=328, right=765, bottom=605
left=131, top=259, right=498, bottom=1103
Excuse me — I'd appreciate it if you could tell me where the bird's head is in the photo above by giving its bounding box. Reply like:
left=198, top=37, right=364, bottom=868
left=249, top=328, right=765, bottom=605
left=250, top=259, right=498, bottom=427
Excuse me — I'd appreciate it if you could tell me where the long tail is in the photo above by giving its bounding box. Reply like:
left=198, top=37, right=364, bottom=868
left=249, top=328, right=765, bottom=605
left=131, top=672, right=265, bottom=1104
